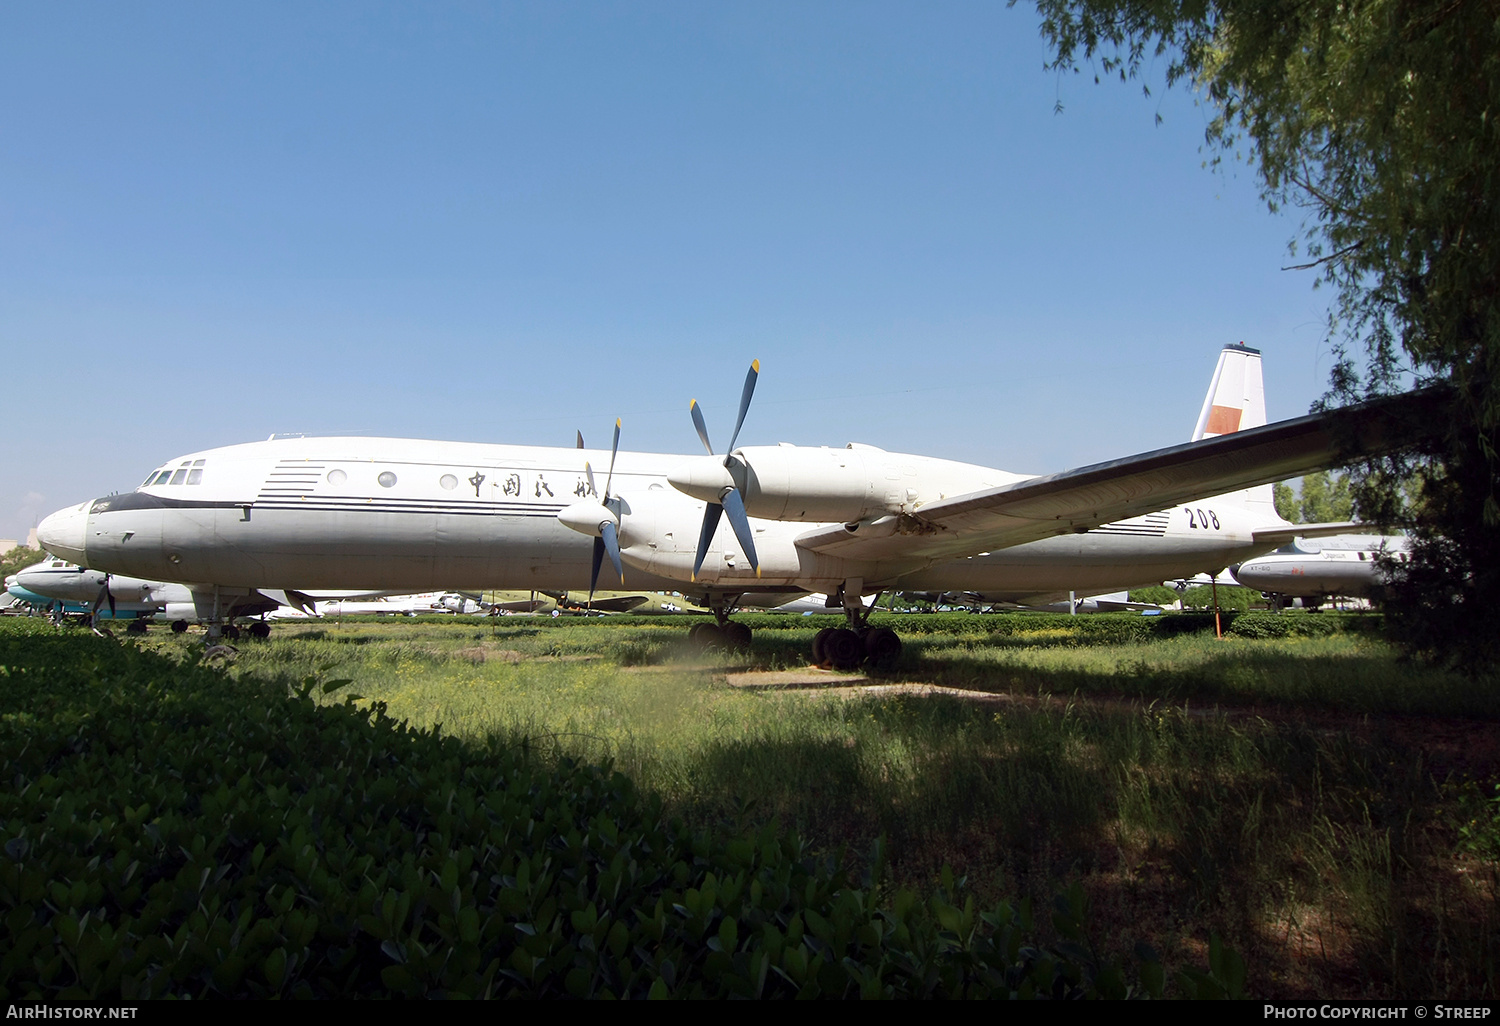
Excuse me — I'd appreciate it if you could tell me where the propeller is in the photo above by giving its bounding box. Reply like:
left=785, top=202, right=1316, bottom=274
left=91, top=573, right=116, bottom=629
left=687, top=360, right=761, bottom=581
left=584, top=419, right=625, bottom=604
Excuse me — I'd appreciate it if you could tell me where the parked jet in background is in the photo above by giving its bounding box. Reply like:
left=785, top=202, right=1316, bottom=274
left=9, top=557, right=413, bottom=635
left=36, top=348, right=1437, bottom=666
left=1230, top=534, right=1409, bottom=609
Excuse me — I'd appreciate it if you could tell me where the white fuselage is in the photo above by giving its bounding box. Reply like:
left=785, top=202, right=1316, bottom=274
left=38, top=436, right=1289, bottom=604
left=1231, top=535, right=1408, bottom=599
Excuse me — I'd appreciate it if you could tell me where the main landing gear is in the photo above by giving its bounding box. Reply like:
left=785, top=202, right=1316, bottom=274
left=811, top=583, right=901, bottom=670
left=689, top=585, right=904, bottom=670
left=689, top=594, right=753, bottom=651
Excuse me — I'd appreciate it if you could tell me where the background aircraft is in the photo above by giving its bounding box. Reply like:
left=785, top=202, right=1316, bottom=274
left=1230, top=534, right=1409, bottom=609
left=8, top=557, right=423, bottom=636
left=36, top=349, right=1437, bottom=666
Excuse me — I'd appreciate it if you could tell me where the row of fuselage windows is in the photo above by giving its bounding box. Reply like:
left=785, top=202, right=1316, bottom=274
left=141, top=459, right=206, bottom=487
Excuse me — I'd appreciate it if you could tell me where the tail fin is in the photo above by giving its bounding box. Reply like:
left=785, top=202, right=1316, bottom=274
left=1192, top=342, right=1266, bottom=441
left=1193, top=343, right=1285, bottom=524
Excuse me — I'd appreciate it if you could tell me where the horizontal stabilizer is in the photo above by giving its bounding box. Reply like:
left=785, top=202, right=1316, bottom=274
left=1251, top=521, right=1371, bottom=547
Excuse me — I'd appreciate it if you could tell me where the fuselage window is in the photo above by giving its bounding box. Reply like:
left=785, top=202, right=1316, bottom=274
left=327, top=469, right=347, bottom=485
left=378, top=471, right=397, bottom=488
left=440, top=474, right=458, bottom=490
left=1358, top=552, right=1366, bottom=561
left=169, top=469, right=188, bottom=485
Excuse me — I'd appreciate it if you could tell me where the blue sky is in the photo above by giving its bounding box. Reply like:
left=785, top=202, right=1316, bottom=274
left=1, top=1, right=1339, bottom=543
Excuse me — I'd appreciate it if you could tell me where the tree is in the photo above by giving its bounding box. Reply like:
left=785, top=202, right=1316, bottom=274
left=1027, top=0, right=1500, bottom=671
left=1273, top=481, right=1298, bottom=523
left=0, top=545, right=44, bottom=584
left=1274, top=472, right=1353, bottom=524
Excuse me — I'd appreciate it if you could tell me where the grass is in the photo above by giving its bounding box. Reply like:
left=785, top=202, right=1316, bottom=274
left=43, top=611, right=1500, bottom=997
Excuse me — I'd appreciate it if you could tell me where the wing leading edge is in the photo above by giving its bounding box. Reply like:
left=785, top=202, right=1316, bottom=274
left=794, top=388, right=1443, bottom=568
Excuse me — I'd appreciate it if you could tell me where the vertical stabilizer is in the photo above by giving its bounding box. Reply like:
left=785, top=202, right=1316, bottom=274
left=1193, top=343, right=1284, bottom=525
left=1192, top=342, right=1266, bottom=441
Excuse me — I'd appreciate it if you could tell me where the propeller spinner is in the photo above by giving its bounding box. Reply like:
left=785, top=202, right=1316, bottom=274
left=683, top=360, right=761, bottom=581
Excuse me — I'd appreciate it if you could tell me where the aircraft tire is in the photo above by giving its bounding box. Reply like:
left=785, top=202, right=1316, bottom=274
left=223, top=624, right=241, bottom=640
left=863, top=627, right=901, bottom=666
left=719, top=621, right=752, bottom=650
left=689, top=622, right=721, bottom=648
left=171, top=620, right=188, bottom=634
left=126, top=619, right=149, bottom=635
left=249, top=621, right=271, bottom=639
left=823, top=628, right=863, bottom=670
left=812, top=627, right=834, bottom=664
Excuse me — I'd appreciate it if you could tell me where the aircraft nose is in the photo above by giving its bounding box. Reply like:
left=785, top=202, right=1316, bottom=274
left=36, top=501, right=91, bottom=565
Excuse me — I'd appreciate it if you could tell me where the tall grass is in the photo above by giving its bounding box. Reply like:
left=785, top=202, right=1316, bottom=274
left=117, top=614, right=1500, bottom=997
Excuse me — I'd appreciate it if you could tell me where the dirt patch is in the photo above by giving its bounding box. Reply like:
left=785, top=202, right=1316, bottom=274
left=725, top=667, right=872, bottom=689
left=454, top=646, right=524, bottom=665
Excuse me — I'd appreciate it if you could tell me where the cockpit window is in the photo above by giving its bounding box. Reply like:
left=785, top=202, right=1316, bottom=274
left=153, top=470, right=172, bottom=485
left=170, top=468, right=188, bottom=485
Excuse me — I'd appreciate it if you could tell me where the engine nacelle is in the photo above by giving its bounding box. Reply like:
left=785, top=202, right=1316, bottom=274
left=667, top=444, right=1008, bottom=523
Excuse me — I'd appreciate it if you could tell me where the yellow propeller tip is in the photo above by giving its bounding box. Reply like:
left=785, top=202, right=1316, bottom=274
left=751, top=359, right=760, bottom=372
left=615, top=418, right=621, bottom=427
left=689, top=399, right=698, bottom=410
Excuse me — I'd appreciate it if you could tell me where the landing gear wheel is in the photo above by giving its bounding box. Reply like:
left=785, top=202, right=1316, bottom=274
left=223, top=624, right=241, bottom=640
left=822, top=628, right=863, bottom=670
left=171, top=620, right=189, bottom=634
left=811, top=627, right=835, bottom=664
left=689, top=622, right=722, bottom=647
left=126, top=619, right=149, bottom=635
left=249, top=621, right=271, bottom=639
left=719, top=621, right=752, bottom=650
left=863, top=627, right=902, bottom=665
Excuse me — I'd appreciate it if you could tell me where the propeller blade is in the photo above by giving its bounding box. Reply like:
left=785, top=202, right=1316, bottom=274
left=690, top=399, right=713, bottom=455
left=576, top=430, right=585, bottom=449
left=603, top=418, right=621, bottom=500
left=589, top=536, right=605, bottom=601
left=600, top=520, right=624, bottom=584
left=692, top=502, right=723, bottom=581
left=720, top=487, right=760, bottom=577
left=726, top=359, right=759, bottom=453
left=584, top=460, right=597, bottom=499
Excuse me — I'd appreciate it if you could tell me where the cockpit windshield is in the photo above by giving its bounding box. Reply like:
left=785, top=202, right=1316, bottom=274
left=138, top=459, right=207, bottom=489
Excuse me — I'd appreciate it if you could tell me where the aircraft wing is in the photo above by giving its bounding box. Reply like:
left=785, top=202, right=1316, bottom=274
left=795, top=388, right=1440, bottom=569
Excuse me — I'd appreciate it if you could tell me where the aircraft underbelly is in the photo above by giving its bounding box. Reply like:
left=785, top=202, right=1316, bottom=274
left=898, top=533, right=1267, bottom=595
left=87, top=506, right=684, bottom=593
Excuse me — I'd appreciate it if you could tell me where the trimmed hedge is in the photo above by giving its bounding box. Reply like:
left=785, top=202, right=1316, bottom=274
left=0, top=628, right=1186, bottom=999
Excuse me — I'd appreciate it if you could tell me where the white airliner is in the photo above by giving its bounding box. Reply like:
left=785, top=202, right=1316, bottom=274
left=1230, top=534, right=1409, bottom=609
left=36, top=346, right=1434, bottom=666
left=8, top=557, right=425, bottom=636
